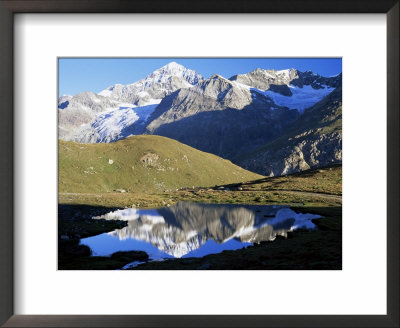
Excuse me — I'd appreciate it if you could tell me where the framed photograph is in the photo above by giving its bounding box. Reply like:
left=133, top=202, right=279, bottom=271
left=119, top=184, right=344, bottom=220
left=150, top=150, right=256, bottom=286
left=57, top=56, right=343, bottom=271
left=1, top=0, right=398, bottom=327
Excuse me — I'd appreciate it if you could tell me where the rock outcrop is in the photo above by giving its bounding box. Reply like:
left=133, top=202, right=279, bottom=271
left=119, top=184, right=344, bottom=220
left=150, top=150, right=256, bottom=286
left=240, top=131, right=342, bottom=176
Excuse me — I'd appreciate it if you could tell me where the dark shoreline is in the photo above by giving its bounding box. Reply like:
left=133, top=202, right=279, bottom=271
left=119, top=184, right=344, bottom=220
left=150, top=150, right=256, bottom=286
left=58, top=204, right=148, bottom=270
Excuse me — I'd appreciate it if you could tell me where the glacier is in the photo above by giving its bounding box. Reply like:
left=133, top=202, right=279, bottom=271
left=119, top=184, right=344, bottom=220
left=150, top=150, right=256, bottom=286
left=254, top=84, right=335, bottom=112
left=67, top=102, right=160, bottom=143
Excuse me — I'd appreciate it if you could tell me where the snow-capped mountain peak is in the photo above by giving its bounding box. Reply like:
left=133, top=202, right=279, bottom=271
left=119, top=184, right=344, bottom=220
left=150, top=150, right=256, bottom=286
left=146, top=61, right=203, bottom=86
left=97, top=62, right=203, bottom=106
left=159, top=61, right=186, bottom=72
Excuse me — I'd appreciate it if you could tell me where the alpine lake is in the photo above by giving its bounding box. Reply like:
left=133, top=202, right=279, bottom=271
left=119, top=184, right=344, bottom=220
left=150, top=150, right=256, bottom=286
left=59, top=201, right=337, bottom=270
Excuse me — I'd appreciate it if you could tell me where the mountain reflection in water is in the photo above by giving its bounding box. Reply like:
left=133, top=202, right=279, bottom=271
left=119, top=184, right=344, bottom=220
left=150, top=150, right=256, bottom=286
left=80, top=202, right=320, bottom=259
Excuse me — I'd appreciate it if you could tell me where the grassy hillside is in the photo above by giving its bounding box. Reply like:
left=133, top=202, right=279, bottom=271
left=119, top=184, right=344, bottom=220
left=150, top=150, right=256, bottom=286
left=59, top=164, right=342, bottom=209
left=225, top=164, right=342, bottom=195
left=59, top=135, right=264, bottom=193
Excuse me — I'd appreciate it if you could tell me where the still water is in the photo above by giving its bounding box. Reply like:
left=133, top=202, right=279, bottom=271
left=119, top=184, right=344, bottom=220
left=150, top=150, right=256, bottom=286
left=80, top=202, right=321, bottom=262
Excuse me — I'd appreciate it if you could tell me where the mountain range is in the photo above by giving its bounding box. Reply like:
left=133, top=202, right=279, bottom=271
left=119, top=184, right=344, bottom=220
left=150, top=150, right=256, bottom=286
left=58, top=61, right=342, bottom=176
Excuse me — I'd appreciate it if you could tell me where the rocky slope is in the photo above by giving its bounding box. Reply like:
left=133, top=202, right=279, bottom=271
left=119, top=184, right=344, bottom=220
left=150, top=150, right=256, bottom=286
left=229, top=68, right=298, bottom=90
left=230, top=68, right=341, bottom=90
left=237, top=86, right=342, bottom=176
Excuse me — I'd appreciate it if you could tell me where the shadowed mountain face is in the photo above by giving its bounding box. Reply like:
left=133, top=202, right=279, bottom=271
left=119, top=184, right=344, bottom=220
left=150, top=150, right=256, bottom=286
left=237, top=86, right=342, bottom=176
left=146, top=106, right=299, bottom=160
left=81, top=202, right=321, bottom=258
left=145, top=74, right=300, bottom=159
left=144, top=71, right=341, bottom=168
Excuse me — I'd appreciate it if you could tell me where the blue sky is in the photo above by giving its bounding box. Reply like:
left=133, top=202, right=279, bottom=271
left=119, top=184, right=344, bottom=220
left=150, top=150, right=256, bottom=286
left=58, top=58, right=342, bottom=97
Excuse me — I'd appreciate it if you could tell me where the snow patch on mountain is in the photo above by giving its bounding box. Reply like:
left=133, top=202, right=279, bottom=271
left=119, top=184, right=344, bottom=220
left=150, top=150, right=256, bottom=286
left=91, top=107, right=140, bottom=138
left=67, top=102, right=160, bottom=143
left=98, top=89, right=112, bottom=97
left=254, top=84, right=334, bottom=112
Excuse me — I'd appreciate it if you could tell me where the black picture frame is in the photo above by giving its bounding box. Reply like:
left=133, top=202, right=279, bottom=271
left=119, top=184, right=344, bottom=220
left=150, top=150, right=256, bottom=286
left=0, top=1, right=398, bottom=327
